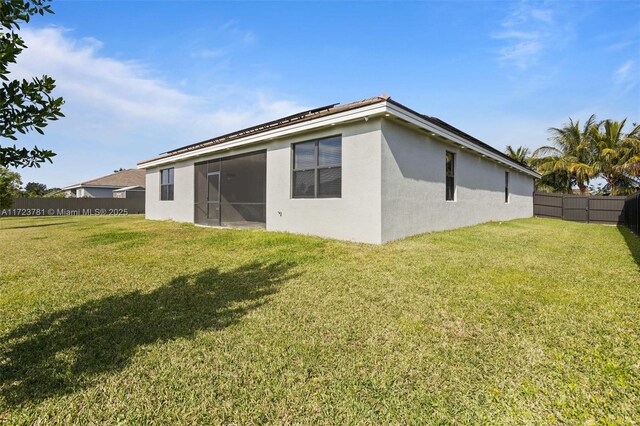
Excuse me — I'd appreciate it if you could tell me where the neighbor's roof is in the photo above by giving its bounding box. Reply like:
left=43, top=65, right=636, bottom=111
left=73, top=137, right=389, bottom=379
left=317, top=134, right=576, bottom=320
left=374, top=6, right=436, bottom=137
left=62, top=169, right=146, bottom=190
left=138, top=95, right=538, bottom=177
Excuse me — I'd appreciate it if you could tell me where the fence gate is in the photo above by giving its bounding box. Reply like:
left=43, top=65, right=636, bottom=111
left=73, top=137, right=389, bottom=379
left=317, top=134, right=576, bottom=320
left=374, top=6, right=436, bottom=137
left=562, top=196, right=589, bottom=222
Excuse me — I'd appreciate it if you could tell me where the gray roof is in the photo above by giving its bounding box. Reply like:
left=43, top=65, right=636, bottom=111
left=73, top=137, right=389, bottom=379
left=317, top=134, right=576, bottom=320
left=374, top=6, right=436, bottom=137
left=63, top=169, right=145, bottom=190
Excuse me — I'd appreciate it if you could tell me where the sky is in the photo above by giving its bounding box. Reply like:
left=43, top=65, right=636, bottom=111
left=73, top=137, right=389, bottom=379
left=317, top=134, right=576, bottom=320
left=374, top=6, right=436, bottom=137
left=9, top=0, right=640, bottom=188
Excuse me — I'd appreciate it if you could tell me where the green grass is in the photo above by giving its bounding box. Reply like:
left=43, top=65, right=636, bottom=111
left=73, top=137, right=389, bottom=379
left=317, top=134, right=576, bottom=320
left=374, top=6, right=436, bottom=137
left=1, top=215, right=638, bottom=424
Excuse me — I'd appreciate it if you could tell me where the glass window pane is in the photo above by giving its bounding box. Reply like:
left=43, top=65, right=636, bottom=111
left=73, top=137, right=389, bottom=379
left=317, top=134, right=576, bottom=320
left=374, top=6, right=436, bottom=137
left=294, top=141, right=316, bottom=170
left=318, top=167, right=341, bottom=198
left=168, top=185, right=174, bottom=201
left=505, top=171, right=509, bottom=203
left=318, top=137, right=341, bottom=167
left=446, top=152, right=454, bottom=177
left=293, top=170, right=315, bottom=198
left=161, top=168, right=174, bottom=185
left=446, top=176, right=455, bottom=201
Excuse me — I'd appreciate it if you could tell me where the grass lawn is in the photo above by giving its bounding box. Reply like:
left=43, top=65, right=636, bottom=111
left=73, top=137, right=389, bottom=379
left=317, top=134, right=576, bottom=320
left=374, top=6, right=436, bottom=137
left=0, top=215, right=638, bottom=424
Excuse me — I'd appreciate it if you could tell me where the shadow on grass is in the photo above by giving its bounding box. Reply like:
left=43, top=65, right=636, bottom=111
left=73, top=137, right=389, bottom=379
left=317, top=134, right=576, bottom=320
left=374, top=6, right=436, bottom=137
left=0, top=261, right=297, bottom=406
left=2, top=221, right=77, bottom=229
left=618, top=225, right=640, bottom=269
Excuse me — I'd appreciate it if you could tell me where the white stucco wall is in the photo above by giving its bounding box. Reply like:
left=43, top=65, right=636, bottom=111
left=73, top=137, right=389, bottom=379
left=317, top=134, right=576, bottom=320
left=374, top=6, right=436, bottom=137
left=265, top=119, right=382, bottom=244
left=145, top=160, right=195, bottom=223
left=144, top=118, right=384, bottom=243
left=380, top=119, right=534, bottom=243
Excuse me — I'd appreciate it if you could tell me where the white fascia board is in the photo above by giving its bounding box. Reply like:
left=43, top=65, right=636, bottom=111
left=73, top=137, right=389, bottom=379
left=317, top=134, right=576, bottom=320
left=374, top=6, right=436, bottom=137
left=60, top=184, right=81, bottom=190
left=138, top=103, right=388, bottom=169
left=61, top=184, right=125, bottom=190
left=385, top=103, right=540, bottom=178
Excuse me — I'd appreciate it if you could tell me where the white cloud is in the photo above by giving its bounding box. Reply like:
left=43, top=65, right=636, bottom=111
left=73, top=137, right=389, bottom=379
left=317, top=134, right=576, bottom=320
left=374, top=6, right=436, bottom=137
left=493, top=2, right=565, bottom=70
left=10, top=27, right=306, bottom=187
left=613, top=60, right=638, bottom=90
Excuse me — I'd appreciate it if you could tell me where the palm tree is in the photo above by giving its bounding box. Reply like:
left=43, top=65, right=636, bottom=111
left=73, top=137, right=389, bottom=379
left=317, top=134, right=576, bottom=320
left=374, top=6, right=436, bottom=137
left=533, top=115, right=597, bottom=195
left=590, top=119, right=640, bottom=195
left=505, top=145, right=531, bottom=165
left=535, top=169, right=573, bottom=194
left=505, top=145, right=572, bottom=193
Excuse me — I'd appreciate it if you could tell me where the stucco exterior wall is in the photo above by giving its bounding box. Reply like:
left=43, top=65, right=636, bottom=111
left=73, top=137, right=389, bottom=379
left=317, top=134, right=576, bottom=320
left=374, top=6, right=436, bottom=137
left=265, top=119, right=382, bottom=244
left=380, top=119, right=534, bottom=243
left=145, top=160, right=194, bottom=223
left=144, top=118, right=383, bottom=243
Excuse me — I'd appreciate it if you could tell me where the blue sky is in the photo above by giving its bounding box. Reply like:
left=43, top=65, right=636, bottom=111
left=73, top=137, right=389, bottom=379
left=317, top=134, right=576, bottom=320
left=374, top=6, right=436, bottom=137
left=11, top=0, right=640, bottom=188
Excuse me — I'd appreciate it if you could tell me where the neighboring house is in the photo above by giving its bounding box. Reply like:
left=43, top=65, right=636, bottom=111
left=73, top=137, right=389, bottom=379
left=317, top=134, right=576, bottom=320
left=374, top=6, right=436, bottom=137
left=138, top=95, right=540, bottom=244
left=61, top=169, right=146, bottom=198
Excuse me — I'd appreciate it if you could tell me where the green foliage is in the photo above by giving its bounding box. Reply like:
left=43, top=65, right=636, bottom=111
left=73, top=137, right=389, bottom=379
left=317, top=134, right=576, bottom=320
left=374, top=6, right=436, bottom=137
left=0, top=166, right=22, bottom=208
left=23, top=181, right=47, bottom=197
left=505, top=145, right=530, bottom=165
left=534, top=115, right=597, bottom=194
left=0, top=0, right=64, bottom=168
left=514, top=116, right=640, bottom=195
left=589, top=119, right=640, bottom=195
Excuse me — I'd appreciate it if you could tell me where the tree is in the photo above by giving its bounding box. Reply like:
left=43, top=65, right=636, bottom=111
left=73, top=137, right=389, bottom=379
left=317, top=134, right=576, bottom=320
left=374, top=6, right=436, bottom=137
left=0, top=166, right=22, bottom=208
left=589, top=119, right=640, bottom=195
left=534, top=115, right=597, bottom=195
left=1, top=0, right=64, bottom=168
left=23, top=181, right=47, bottom=196
left=505, top=145, right=531, bottom=165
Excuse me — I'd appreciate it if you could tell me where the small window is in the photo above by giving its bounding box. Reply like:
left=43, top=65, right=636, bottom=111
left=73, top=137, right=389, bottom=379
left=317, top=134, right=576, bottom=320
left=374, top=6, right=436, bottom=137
left=292, top=136, right=342, bottom=198
left=505, top=171, right=509, bottom=203
left=445, top=151, right=455, bottom=201
left=160, top=168, right=174, bottom=201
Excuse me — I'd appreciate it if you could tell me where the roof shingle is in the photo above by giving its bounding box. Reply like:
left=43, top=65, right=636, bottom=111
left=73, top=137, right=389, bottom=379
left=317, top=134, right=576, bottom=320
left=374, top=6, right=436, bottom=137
left=64, top=169, right=146, bottom=189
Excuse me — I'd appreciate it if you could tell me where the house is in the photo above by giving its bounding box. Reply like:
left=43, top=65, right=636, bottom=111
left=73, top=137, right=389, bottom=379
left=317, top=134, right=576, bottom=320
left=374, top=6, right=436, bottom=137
left=137, top=95, right=540, bottom=244
left=60, top=169, right=146, bottom=198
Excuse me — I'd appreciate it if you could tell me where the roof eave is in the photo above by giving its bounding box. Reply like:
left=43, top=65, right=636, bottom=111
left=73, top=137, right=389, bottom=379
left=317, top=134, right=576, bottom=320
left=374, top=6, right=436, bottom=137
left=137, top=101, right=389, bottom=169
left=138, top=100, right=540, bottom=179
left=384, top=102, right=541, bottom=179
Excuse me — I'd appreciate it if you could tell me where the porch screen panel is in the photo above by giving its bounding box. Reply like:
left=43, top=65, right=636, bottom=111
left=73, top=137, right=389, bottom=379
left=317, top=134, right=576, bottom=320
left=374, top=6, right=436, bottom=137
left=194, top=161, right=208, bottom=225
left=220, top=151, right=266, bottom=226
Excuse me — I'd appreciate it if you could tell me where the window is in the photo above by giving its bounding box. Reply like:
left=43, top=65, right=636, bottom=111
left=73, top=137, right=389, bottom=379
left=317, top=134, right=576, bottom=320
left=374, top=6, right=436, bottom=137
left=445, top=151, right=455, bottom=201
left=505, top=171, right=510, bottom=203
left=292, top=136, right=341, bottom=198
left=160, top=168, right=174, bottom=201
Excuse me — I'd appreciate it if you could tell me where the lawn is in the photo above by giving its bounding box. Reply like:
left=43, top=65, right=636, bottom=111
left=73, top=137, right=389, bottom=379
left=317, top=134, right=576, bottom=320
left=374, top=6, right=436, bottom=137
left=0, top=215, right=638, bottom=424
